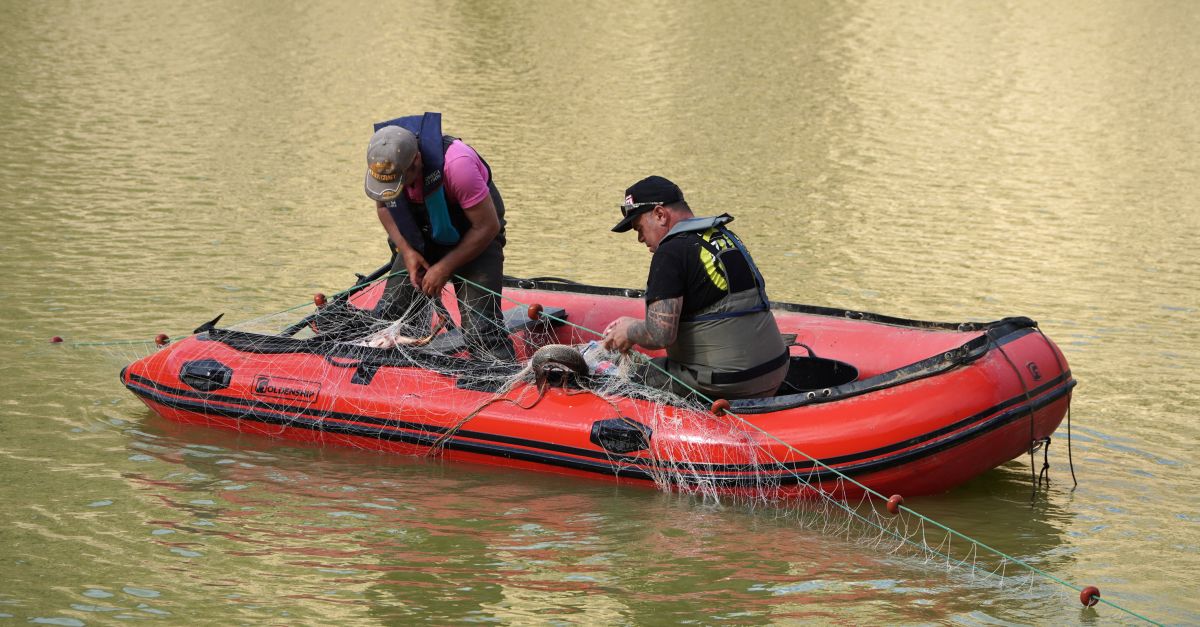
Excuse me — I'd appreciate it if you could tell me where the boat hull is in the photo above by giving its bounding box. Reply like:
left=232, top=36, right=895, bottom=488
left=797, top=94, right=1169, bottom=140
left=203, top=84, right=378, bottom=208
left=122, top=278, right=1075, bottom=499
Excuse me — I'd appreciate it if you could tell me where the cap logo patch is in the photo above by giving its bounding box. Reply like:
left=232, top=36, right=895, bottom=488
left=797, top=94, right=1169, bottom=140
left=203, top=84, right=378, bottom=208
left=369, top=161, right=398, bottom=182
left=625, top=194, right=635, bottom=205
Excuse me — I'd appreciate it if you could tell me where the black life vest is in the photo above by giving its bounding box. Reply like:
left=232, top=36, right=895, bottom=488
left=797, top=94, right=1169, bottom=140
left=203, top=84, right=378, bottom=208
left=373, top=112, right=499, bottom=256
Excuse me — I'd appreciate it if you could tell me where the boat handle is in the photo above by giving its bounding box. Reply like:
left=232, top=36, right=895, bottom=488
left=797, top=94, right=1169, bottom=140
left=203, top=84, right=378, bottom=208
left=793, top=342, right=817, bottom=359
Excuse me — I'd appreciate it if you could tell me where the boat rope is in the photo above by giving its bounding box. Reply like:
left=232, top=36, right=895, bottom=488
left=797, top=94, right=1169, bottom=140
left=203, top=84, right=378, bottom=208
left=1037, top=437, right=1052, bottom=489
left=451, top=273, right=1158, bottom=624
left=991, top=338, right=1044, bottom=501
left=1066, top=402, right=1078, bottom=488
left=1036, top=328, right=1079, bottom=488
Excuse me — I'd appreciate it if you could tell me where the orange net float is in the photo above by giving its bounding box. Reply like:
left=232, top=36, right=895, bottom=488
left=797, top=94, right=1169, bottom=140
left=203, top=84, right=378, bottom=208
left=50, top=336, right=64, bottom=344
left=314, top=293, right=327, bottom=308
left=710, top=398, right=730, bottom=416
left=1080, top=585, right=1100, bottom=607
left=886, top=494, right=904, bottom=515
left=527, top=303, right=543, bottom=321
left=154, top=333, right=170, bottom=347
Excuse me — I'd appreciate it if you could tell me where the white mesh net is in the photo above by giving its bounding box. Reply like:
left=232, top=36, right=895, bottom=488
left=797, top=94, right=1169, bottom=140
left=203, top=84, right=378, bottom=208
left=104, top=274, right=1095, bottom=613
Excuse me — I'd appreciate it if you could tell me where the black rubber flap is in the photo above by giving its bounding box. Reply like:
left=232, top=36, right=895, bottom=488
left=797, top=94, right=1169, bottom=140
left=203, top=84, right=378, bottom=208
left=179, top=359, right=233, bottom=392
left=590, top=418, right=652, bottom=454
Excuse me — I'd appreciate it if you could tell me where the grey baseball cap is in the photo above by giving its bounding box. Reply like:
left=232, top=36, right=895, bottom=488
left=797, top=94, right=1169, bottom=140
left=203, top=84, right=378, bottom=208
left=364, top=126, right=418, bottom=202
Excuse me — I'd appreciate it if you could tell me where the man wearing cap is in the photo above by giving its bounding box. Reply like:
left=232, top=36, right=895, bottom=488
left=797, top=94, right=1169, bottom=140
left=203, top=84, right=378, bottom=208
left=363, top=117, right=514, bottom=361
left=602, top=176, right=789, bottom=399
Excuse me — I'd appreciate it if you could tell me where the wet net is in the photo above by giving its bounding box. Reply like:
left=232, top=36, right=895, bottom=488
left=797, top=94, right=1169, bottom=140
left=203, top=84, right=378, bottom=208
left=89, top=270, right=1153, bottom=622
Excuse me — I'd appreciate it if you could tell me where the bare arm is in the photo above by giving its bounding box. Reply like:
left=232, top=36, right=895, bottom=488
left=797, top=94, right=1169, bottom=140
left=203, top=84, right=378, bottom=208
left=628, top=297, right=681, bottom=349
left=418, top=194, right=500, bottom=296
left=428, top=193, right=500, bottom=274
left=377, top=202, right=428, bottom=288
left=602, top=297, right=682, bottom=352
left=376, top=204, right=413, bottom=252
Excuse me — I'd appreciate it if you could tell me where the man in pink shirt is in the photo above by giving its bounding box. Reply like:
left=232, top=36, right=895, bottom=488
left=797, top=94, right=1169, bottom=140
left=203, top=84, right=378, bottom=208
left=363, top=114, right=514, bottom=361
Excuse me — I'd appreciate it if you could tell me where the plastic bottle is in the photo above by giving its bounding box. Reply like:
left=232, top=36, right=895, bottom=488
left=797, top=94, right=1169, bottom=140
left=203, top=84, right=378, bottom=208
left=580, top=341, right=618, bottom=375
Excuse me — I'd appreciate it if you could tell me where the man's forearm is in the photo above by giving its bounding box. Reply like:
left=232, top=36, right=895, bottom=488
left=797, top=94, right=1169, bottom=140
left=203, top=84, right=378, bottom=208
left=431, top=221, right=495, bottom=273
left=628, top=297, right=681, bottom=349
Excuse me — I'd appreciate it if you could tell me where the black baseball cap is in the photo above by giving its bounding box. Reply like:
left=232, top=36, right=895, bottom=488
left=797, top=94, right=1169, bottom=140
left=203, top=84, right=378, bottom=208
left=611, top=175, right=684, bottom=233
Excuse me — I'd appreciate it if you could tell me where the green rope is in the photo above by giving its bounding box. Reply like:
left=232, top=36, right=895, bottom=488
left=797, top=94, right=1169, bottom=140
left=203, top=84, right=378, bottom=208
left=73, top=270, right=1155, bottom=623
left=64, top=270, right=412, bottom=349
left=250, top=268, right=409, bottom=330
left=67, top=338, right=163, bottom=347
left=454, top=274, right=1160, bottom=625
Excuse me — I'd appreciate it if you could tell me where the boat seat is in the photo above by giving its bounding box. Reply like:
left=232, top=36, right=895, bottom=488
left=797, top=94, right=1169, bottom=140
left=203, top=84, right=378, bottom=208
left=426, top=305, right=567, bottom=355
left=775, top=355, right=859, bottom=395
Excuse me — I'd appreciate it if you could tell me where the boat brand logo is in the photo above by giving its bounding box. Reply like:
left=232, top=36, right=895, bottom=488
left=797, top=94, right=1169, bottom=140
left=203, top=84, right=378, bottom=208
left=1026, top=362, right=1042, bottom=381
left=254, top=375, right=321, bottom=404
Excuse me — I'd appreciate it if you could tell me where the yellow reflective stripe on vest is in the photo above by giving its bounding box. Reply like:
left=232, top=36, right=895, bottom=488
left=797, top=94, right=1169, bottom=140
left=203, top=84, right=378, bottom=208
left=699, top=227, right=733, bottom=291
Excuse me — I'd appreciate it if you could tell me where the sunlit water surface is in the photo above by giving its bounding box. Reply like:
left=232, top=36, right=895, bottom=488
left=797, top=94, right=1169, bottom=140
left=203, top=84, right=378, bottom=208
left=1, top=0, right=1197, bottom=624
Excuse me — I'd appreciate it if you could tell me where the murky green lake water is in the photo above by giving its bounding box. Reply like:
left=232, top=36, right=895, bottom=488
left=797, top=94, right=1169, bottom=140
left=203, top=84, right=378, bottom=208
left=1, top=0, right=1197, bottom=624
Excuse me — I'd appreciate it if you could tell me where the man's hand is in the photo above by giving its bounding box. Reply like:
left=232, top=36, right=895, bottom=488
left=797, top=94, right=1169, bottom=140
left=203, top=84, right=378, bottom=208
left=401, top=249, right=429, bottom=289
left=601, top=297, right=683, bottom=353
left=602, top=316, right=639, bottom=353
left=419, top=261, right=453, bottom=297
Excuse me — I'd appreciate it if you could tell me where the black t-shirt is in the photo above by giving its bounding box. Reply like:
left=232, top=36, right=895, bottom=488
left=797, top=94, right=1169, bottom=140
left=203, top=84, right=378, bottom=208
left=644, top=229, right=758, bottom=315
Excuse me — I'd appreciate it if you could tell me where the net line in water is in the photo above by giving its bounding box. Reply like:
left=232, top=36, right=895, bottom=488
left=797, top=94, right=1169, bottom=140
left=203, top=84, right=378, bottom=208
left=453, top=274, right=1159, bottom=625
left=83, top=269, right=1156, bottom=624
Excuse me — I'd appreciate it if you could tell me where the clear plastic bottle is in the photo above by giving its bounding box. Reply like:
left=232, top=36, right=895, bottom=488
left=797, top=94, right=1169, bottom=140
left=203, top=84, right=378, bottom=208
left=580, top=340, right=618, bottom=375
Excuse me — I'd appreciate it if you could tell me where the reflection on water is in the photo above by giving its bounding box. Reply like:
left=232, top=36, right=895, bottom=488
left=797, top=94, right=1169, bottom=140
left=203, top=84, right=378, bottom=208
left=102, top=416, right=1077, bottom=624
left=1, top=0, right=1197, bottom=624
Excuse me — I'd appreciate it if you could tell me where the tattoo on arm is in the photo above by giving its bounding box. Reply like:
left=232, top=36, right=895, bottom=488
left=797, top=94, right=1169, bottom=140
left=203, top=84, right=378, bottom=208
left=630, top=297, right=681, bottom=349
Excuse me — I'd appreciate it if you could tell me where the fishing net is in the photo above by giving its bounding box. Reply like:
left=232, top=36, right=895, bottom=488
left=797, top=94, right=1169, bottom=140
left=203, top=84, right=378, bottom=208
left=97, top=273, right=776, bottom=497
left=223, top=276, right=787, bottom=490
left=91, top=270, right=1141, bottom=619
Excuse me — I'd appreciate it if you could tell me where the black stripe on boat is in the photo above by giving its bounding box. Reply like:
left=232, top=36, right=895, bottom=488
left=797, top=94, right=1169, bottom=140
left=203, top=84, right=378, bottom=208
left=122, top=367, right=1075, bottom=487
left=197, top=311, right=1039, bottom=414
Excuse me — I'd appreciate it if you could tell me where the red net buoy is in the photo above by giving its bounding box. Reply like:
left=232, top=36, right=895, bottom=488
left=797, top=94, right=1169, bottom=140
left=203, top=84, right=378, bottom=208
left=710, top=398, right=730, bottom=416
left=886, top=494, right=904, bottom=515
left=314, top=293, right=327, bottom=308
left=1080, top=585, right=1100, bottom=607
left=154, top=333, right=170, bottom=347
left=528, top=303, right=543, bottom=321
left=50, top=336, right=63, bottom=343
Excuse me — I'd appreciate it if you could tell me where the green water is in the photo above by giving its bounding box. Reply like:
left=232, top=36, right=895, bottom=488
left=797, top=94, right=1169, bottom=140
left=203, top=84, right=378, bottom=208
left=1, top=0, right=1197, bottom=624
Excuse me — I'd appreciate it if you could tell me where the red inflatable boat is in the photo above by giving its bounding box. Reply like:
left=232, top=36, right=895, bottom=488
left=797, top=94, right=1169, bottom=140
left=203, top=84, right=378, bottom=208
left=121, top=274, right=1075, bottom=498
